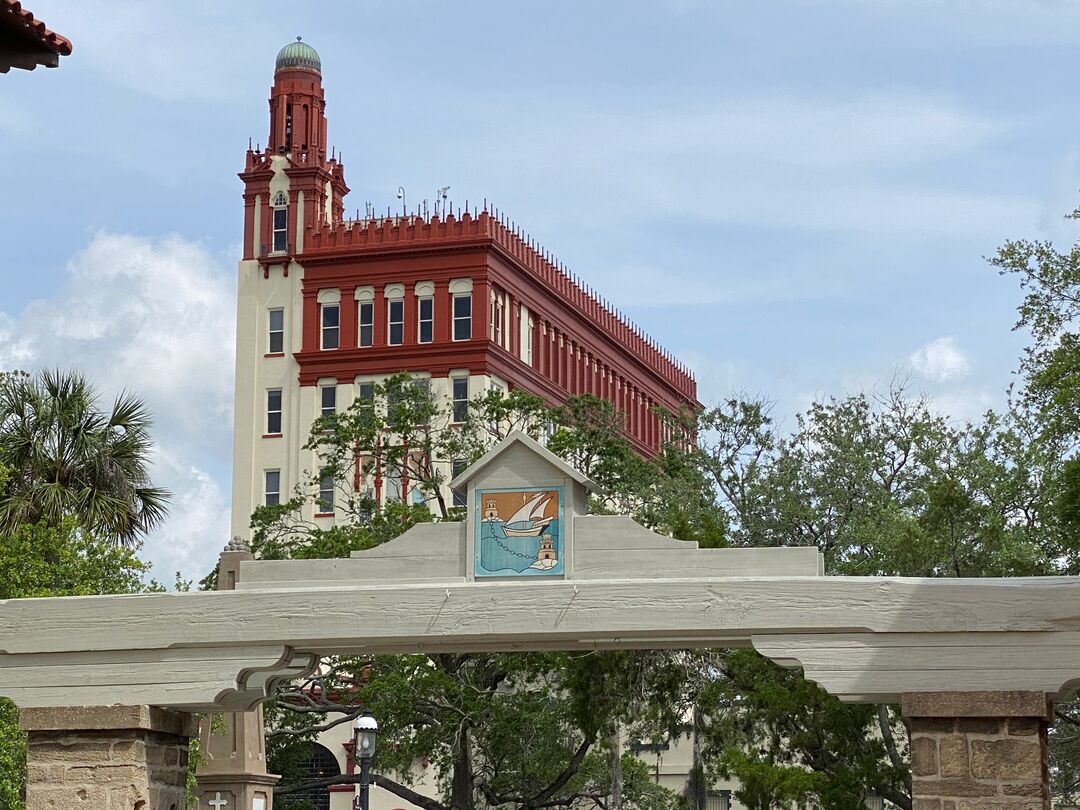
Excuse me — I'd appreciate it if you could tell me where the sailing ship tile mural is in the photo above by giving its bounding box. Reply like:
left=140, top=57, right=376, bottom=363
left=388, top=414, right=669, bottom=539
left=475, top=486, right=565, bottom=577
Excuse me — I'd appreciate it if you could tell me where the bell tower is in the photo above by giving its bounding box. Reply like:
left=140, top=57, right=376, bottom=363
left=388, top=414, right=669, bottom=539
left=238, top=38, right=349, bottom=260
left=268, top=37, right=327, bottom=159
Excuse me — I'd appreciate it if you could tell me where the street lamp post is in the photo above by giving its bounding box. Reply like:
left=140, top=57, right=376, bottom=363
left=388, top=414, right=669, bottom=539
left=353, top=711, right=378, bottom=810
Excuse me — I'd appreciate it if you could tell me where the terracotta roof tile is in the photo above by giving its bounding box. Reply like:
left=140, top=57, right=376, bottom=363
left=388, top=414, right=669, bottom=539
left=1, top=0, right=73, bottom=63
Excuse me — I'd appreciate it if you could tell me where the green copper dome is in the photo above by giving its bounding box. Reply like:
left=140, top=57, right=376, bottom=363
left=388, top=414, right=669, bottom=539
left=275, top=38, right=321, bottom=74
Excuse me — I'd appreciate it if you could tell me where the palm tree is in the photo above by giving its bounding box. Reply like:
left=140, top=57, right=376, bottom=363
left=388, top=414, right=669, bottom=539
left=0, top=370, right=170, bottom=545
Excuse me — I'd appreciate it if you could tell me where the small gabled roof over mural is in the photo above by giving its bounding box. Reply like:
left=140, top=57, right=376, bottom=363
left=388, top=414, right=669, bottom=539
left=450, top=431, right=601, bottom=495
left=1, top=1, right=72, bottom=73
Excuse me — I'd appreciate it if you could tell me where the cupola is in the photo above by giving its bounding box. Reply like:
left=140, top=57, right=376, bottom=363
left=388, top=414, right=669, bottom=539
left=275, top=37, right=320, bottom=75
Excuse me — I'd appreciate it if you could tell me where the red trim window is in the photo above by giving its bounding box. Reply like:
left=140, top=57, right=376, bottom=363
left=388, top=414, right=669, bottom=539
left=268, top=308, right=284, bottom=354
left=266, top=389, right=282, bottom=435
left=358, top=301, right=374, bottom=347
left=388, top=299, right=404, bottom=345
left=452, top=294, right=471, bottom=341
left=418, top=296, right=434, bottom=344
left=321, top=304, right=340, bottom=350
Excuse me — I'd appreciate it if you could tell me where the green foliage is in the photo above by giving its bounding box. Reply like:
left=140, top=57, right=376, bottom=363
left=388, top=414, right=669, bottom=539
left=992, top=208, right=1080, bottom=799
left=990, top=222, right=1080, bottom=447
left=0, top=699, right=24, bottom=810
left=704, top=650, right=906, bottom=809
left=0, top=371, right=167, bottom=808
left=0, top=369, right=170, bottom=545
left=0, top=518, right=153, bottom=599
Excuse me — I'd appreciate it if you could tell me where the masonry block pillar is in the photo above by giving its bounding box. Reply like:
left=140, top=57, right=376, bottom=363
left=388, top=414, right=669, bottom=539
left=20, top=705, right=196, bottom=810
left=902, top=691, right=1051, bottom=809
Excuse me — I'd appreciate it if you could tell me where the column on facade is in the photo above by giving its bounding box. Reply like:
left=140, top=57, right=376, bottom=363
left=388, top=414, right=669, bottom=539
left=509, top=295, right=520, bottom=357
left=555, top=332, right=564, bottom=389
left=301, top=288, right=318, bottom=353
left=340, top=286, right=356, bottom=350
left=21, top=706, right=196, bottom=810
left=373, top=284, right=387, bottom=348
left=903, top=691, right=1051, bottom=809
left=435, top=280, right=451, bottom=344
left=403, top=281, right=417, bottom=347
left=473, top=277, right=489, bottom=347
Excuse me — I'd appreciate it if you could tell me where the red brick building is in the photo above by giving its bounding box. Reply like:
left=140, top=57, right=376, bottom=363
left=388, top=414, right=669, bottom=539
left=229, top=40, right=697, bottom=538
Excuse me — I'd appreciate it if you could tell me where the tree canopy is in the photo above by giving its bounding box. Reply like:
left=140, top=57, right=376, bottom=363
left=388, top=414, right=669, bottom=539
left=0, top=370, right=170, bottom=545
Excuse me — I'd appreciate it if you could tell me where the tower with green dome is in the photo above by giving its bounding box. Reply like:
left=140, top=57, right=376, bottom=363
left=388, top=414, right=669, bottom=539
left=275, top=37, right=321, bottom=75
left=237, top=37, right=348, bottom=263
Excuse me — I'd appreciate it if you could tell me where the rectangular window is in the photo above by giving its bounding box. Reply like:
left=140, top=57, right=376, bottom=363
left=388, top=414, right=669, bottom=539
left=358, top=302, right=374, bottom=347
left=357, top=382, right=375, bottom=408
left=493, top=297, right=503, bottom=346
left=318, top=469, right=334, bottom=514
left=453, top=294, right=471, bottom=341
left=320, top=385, right=336, bottom=417
left=266, top=389, right=282, bottom=435
left=264, top=470, right=281, bottom=506
left=418, top=297, right=433, bottom=343
left=272, top=208, right=288, bottom=252
left=388, top=299, right=404, bottom=345
left=451, top=459, right=467, bottom=507
left=452, top=377, right=468, bottom=423
left=321, top=304, right=340, bottom=350
left=268, top=309, right=284, bottom=354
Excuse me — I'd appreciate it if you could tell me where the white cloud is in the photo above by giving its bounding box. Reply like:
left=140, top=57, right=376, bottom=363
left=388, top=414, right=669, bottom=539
left=147, top=448, right=229, bottom=584
left=1, top=231, right=235, bottom=583
left=907, top=336, right=972, bottom=382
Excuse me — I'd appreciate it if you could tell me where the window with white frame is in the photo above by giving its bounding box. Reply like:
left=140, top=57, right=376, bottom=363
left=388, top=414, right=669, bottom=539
left=320, top=385, right=336, bottom=417
left=268, top=308, right=284, bottom=354
left=452, top=376, right=468, bottom=423
left=418, top=296, right=433, bottom=343
left=266, top=389, right=282, bottom=434
left=491, top=292, right=504, bottom=345
left=318, top=469, right=334, bottom=514
left=264, top=470, right=281, bottom=506
left=358, top=302, right=373, bottom=347
left=321, top=304, right=340, bottom=350
left=452, top=294, right=471, bottom=341
left=388, top=299, right=404, bottom=345
left=272, top=192, right=288, bottom=253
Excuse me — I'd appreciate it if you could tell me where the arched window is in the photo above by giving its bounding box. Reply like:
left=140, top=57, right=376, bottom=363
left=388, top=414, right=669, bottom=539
left=272, top=192, right=289, bottom=253
left=280, top=742, right=340, bottom=810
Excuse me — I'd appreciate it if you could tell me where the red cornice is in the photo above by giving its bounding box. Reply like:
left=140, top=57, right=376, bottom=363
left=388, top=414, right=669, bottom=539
left=293, top=210, right=695, bottom=400
left=294, top=341, right=494, bottom=385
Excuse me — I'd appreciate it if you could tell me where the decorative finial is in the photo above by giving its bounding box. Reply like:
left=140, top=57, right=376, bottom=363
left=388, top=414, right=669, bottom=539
left=297, top=35, right=303, bottom=42
left=224, top=535, right=251, bottom=553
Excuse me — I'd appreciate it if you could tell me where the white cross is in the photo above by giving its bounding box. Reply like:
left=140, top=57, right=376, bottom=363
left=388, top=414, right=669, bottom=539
left=208, top=794, right=228, bottom=810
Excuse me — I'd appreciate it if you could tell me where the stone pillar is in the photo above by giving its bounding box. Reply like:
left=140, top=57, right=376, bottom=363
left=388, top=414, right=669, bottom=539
left=196, top=538, right=278, bottom=810
left=903, top=691, right=1051, bottom=809
left=20, top=704, right=195, bottom=810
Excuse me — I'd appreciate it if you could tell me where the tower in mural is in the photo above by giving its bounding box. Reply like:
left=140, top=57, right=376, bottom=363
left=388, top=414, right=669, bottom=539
left=229, top=40, right=699, bottom=542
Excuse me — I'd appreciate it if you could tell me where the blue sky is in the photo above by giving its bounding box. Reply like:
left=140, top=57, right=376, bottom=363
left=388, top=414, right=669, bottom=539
left=3, top=0, right=1079, bottom=581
